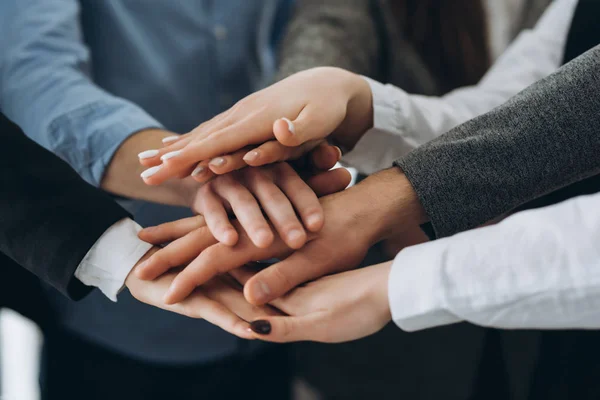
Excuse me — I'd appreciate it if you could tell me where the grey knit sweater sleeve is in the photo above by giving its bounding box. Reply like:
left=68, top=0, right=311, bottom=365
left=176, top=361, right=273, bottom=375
left=396, top=45, right=600, bottom=238
left=276, top=0, right=379, bottom=81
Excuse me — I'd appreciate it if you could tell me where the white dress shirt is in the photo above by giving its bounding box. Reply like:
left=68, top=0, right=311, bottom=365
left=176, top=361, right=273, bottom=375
left=389, top=192, right=600, bottom=331
left=74, top=218, right=152, bottom=301
left=342, top=0, right=578, bottom=175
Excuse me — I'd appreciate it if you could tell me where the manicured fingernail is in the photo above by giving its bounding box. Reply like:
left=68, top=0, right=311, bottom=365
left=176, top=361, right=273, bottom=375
left=281, top=117, right=295, bottom=134
left=209, top=157, right=226, bottom=167
left=161, top=150, right=182, bottom=161
left=250, top=320, right=272, bottom=335
left=141, top=166, right=162, bottom=179
left=287, top=229, right=304, bottom=244
left=243, top=151, right=259, bottom=163
left=138, top=149, right=159, bottom=159
left=251, top=279, right=271, bottom=303
left=162, top=136, right=180, bottom=144
left=191, top=166, right=205, bottom=177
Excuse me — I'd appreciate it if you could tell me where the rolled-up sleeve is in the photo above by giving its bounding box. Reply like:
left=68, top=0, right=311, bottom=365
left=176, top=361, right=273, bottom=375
left=0, top=0, right=162, bottom=186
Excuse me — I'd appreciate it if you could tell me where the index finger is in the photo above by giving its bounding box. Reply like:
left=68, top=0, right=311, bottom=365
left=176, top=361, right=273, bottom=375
left=142, top=116, right=277, bottom=185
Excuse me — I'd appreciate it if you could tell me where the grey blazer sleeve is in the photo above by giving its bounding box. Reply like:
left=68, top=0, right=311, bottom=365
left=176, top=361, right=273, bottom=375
left=275, top=0, right=379, bottom=81
left=396, top=45, right=600, bottom=238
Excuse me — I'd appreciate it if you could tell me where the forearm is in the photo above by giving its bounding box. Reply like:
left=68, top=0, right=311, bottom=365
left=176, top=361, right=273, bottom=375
left=352, top=167, right=428, bottom=246
left=396, top=45, right=600, bottom=238
left=0, top=0, right=163, bottom=186
left=0, top=113, right=131, bottom=299
left=389, top=192, right=600, bottom=331
left=339, top=0, right=574, bottom=175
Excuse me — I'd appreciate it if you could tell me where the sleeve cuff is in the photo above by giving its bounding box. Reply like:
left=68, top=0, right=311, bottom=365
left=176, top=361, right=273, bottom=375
left=389, top=242, right=462, bottom=332
left=341, top=77, right=416, bottom=175
left=75, top=218, right=153, bottom=302
left=48, top=100, right=163, bottom=187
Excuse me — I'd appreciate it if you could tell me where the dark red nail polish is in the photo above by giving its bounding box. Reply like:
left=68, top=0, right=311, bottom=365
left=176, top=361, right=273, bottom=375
left=250, top=320, right=272, bottom=335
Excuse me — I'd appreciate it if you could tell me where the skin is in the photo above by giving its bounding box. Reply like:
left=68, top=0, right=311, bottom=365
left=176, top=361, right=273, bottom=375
left=136, top=167, right=428, bottom=307
left=101, top=128, right=344, bottom=247
left=124, top=247, right=283, bottom=339
left=232, top=261, right=394, bottom=343
left=136, top=67, right=373, bottom=185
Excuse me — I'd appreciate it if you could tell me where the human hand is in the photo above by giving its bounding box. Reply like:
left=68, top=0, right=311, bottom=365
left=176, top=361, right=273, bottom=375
left=125, top=248, right=282, bottom=339
left=180, top=162, right=352, bottom=249
left=232, top=261, right=392, bottom=343
left=137, top=168, right=423, bottom=307
left=138, top=67, right=373, bottom=185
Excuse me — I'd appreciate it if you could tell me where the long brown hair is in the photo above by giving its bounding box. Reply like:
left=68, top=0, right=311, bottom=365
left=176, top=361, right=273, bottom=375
left=390, top=0, right=491, bottom=93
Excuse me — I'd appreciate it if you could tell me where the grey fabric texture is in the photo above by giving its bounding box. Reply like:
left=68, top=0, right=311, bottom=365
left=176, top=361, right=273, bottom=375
left=396, top=45, right=600, bottom=238
left=277, top=0, right=551, bottom=95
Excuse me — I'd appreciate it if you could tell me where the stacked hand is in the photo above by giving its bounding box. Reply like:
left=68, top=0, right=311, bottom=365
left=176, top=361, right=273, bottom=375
left=131, top=67, right=427, bottom=343
left=136, top=168, right=422, bottom=343
left=137, top=67, right=374, bottom=185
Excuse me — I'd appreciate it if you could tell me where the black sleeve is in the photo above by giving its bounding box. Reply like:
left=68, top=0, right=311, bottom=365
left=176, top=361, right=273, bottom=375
left=0, top=113, right=131, bottom=300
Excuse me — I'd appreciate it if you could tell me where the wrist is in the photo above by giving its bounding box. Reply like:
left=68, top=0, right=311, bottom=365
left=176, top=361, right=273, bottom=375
left=331, top=72, right=374, bottom=152
left=351, top=167, right=427, bottom=245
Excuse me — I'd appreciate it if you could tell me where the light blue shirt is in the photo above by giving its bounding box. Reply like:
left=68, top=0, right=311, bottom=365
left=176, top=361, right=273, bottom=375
left=0, top=0, right=291, bottom=364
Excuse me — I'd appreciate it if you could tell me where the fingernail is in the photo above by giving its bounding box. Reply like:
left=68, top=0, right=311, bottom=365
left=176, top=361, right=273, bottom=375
left=209, top=157, right=226, bottom=167
left=334, top=146, right=343, bottom=160
left=250, top=320, right=272, bottom=335
left=141, top=166, right=162, bottom=179
left=281, top=117, right=295, bottom=134
left=135, top=260, right=148, bottom=275
left=162, top=136, right=180, bottom=144
left=288, top=229, right=304, bottom=243
left=306, top=214, right=322, bottom=228
left=163, top=286, right=177, bottom=304
left=255, top=229, right=272, bottom=246
left=251, top=279, right=271, bottom=303
left=138, top=149, right=159, bottom=159
left=243, top=151, right=259, bottom=163
left=161, top=150, right=182, bottom=161
left=191, top=166, right=205, bottom=177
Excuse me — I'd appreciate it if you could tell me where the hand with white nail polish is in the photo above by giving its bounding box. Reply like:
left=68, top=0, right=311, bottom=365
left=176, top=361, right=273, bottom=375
left=137, top=67, right=374, bottom=186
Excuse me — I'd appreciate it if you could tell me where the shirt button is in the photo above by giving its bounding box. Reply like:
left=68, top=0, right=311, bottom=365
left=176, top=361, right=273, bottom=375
left=214, top=25, right=228, bottom=41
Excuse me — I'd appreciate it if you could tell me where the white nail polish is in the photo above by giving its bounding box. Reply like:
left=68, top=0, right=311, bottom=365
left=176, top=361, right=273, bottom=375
left=281, top=118, right=295, bottom=134
left=161, top=150, right=182, bottom=161
left=141, top=166, right=162, bottom=179
left=191, top=166, right=205, bottom=177
left=162, top=135, right=180, bottom=144
left=209, top=157, right=226, bottom=167
left=138, top=149, right=159, bottom=159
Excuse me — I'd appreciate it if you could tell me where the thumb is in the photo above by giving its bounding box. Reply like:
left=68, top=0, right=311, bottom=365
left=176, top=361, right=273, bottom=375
left=274, top=103, right=345, bottom=147
left=249, top=314, right=325, bottom=343
left=307, top=168, right=352, bottom=197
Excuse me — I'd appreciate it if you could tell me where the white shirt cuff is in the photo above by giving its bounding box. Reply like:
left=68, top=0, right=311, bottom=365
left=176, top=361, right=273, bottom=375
left=75, top=218, right=153, bottom=302
left=341, top=77, right=416, bottom=175
left=388, top=242, right=462, bottom=332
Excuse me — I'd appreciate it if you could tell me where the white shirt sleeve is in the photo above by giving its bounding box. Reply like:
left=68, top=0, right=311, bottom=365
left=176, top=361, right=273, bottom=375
left=342, top=0, right=578, bottom=174
left=389, top=192, right=600, bottom=332
left=74, top=218, right=153, bottom=302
